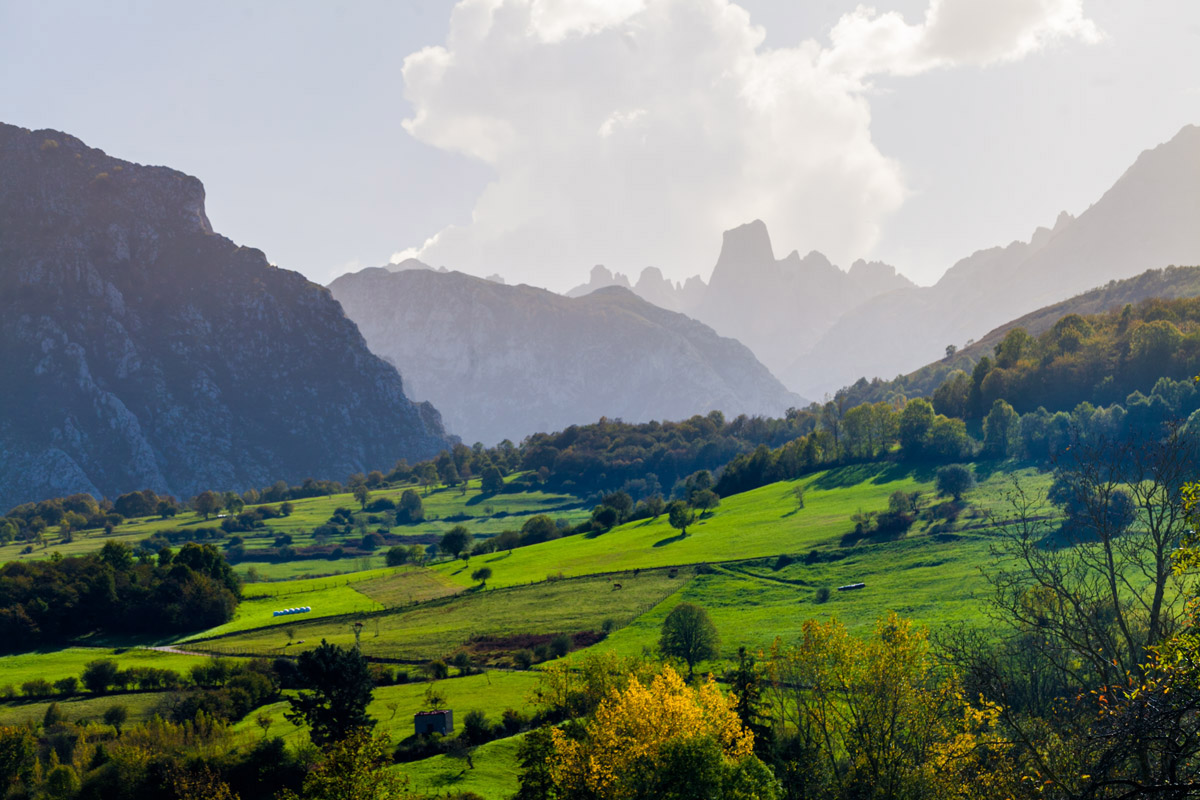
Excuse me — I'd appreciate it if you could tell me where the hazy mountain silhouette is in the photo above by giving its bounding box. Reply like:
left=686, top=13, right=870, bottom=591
left=329, top=267, right=804, bottom=445
left=785, top=124, right=1200, bottom=397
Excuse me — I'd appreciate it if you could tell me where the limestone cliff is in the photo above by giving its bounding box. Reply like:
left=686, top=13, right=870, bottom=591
left=0, top=123, right=451, bottom=509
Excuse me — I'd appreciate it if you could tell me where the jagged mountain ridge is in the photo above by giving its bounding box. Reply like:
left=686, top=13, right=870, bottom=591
left=0, top=123, right=451, bottom=510
left=328, top=268, right=804, bottom=445
left=786, top=124, right=1200, bottom=397
left=563, top=220, right=914, bottom=376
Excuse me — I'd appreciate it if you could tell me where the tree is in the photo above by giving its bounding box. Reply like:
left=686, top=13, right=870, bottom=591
left=481, top=465, right=504, bottom=494
left=396, top=489, right=424, bottom=524
left=384, top=546, right=409, bottom=567
left=983, top=423, right=1197, bottom=697
left=898, top=398, right=935, bottom=458
left=440, top=525, right=472, bottom=560
left=547, top=666, right=776, bottom=800
left=792, top=485, right=806, bottom=510
left=762, top=614, right=1010, bottom=800
left=286, top=639, right=376, bottom=746
left=666, top=501, right=696, bottom=538
left=935, top=464, right=975, bottom=502
left=471, top=566, right=492, bottom=587
left=352, top=484, right=370, bottom=511
left=692, top=489, right=720, bottom=517
left=982, top=398, right=1020, bottom=458
left=82, top=659, right=119, bottom=694
left=659, top=602, right=720, bottom=678
left=279, top=729, right=408, bottom=800
left=194, top=490, right=220, bottom=520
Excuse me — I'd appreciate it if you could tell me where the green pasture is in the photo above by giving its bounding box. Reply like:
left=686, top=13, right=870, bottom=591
left=202, top=571, right=681, bottom=662
left=232, top=670, right=541, bottom=745
left=3, top=478, right=588, bottom=575
left=183, top=566, right=462, bottom=641
left=0, top=690, right=169, bottom=727
left=593, top=532, right=997, bottom=673
left=0, top=647, right=214, bottom=691
left=401, top=731, right=527, bottom=800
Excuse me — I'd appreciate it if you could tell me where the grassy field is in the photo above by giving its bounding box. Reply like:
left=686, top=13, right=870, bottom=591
left=428, top=463, right=1038, bottom=591
left=0, top=690, right=168, bottom=727
left=183, top=567, right=463, bottom=641
left=0, top=647, right=215, bottom=691
left=0, top=478, right=589, bottom=573
left=401, top=731, right=527, bottom=799
left=232, top=669, right=542, bottom=745
left=202, top=571, right=682, bottom=662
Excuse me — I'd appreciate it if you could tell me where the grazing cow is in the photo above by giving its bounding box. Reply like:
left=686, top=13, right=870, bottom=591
left=612, top=583, right=622, bottom=590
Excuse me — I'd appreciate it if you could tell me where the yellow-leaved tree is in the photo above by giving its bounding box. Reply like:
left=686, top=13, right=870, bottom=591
left=550, top=665, right=778, bottom=799
left=763, top=613, right=1020, bottom=800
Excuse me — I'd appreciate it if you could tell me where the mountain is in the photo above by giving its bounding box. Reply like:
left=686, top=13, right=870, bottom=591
left=786, top=124, right=1200, bottom=397
left=0, top=123, right=451, bottom=510
left=327, top=267, right=804, bottom=445
left=693, top=221, right=914, bottom=375
left=562, top=221, right=913, bottom=376
left=833, top=264, right=1200, bottom=409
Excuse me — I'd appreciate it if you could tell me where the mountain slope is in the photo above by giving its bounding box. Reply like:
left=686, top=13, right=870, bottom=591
left=328, top=268, right=803, bottom=445
left=786, top=124, right=1200, bottom=397
left=0, top=123, right=451, bottom=510
left=834, top=264, right=1200, bottom=409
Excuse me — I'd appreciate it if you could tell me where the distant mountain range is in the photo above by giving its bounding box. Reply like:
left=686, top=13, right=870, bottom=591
left=0, top=123, right=451, bottom=510
left=329, top=268, right=803, bottom=445
left=561, top=125, right=1200, bottom=400
left=565, top=221, right=914, bottom=377
left=784, top=124, right=1200, bottom=397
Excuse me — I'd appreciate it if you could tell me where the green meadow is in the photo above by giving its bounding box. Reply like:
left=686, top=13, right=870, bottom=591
left=0, top=647, right=214, bottom=690
left=400, top=731, right=527, bottom=800
left=0, top=691, right=168, bottom=728
left=200, top=571, right=682, bottom=661
left=232, top=669, right=541, bottom=745
left=0, top=478, right=590, bottom=575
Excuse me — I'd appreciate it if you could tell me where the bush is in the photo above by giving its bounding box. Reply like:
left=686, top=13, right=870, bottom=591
left=814, top=586, right=831, bottom=604
left=549, top=633, right=572, bottom=658
left=513, top=649, right=534, bottom=669
left=54, top=677, right=79, bottom=695
left=533, top=643, right=551, bottom=662
left=462, top=709, right=492, bottom=745
left=22, top=678, right=52, bottom=697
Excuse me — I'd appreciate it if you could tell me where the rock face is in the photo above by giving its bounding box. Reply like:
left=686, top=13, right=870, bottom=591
left=786, top=124, right=1200, bottom=397
left=0, top=123, right=451, bottom=510
left=328, top=268, right=803, bottom=445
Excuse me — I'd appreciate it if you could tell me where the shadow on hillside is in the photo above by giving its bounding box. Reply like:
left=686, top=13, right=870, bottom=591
left=484, top=551, right=512, bottom=563
left=653, top=533, right=686, bottom=548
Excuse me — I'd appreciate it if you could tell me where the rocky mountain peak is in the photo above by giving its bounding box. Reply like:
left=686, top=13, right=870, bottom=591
left=712, top=219, right=775, bottom=277
left=0, top=122, right=451, bottom=509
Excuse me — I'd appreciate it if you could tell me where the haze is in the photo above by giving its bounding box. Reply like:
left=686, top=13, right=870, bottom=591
left=3, top=0, right=1198, bottom=289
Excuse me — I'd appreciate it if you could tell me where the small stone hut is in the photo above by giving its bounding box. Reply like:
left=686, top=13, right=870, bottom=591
left=414, top=709, right=453, bottom=736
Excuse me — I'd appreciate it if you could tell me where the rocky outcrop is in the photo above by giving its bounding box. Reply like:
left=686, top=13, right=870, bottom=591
left=0, top=123, right=451, bottom=510
left=328, top=269, right=803, bottom=445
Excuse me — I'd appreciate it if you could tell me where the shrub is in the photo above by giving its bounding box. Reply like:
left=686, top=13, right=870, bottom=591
left=22, top=679, right=52, bottom=697
left=533, top=643, right=551, bottom=662
left=501, top=708, right=527, bottom=735
left=814, top=586, right=831, bottom=604
left=54, top=677, right=79, bottom=695
left=514, top=649, right=534, bottom=669
left=549, top=633, right=572, bottom=658
left=601, top=618, right=617, bottom=634
left=462, top=709, right=491, bottom=745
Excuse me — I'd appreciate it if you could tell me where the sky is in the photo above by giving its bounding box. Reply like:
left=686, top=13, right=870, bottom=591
left=2, top=0, right=1197, bottom=290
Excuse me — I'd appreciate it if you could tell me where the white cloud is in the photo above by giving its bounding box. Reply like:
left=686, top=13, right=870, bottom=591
left=399, top=0, right=1102, bottom=288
